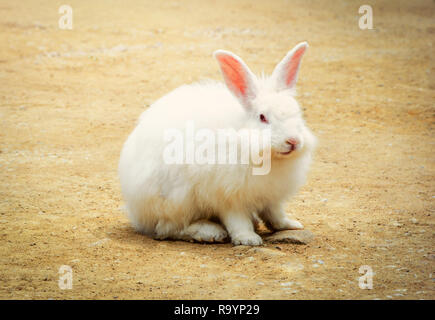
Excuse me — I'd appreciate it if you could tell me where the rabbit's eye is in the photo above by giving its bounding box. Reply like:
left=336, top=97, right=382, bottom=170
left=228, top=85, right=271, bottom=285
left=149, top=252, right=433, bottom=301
left=259, top=114, right=268, bottom=123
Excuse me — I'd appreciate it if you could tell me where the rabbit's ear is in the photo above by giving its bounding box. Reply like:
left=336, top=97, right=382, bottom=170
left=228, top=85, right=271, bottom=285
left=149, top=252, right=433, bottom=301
left=272, top=42, right=308, bottom=91
left=214, top=50, right=257, bottom=109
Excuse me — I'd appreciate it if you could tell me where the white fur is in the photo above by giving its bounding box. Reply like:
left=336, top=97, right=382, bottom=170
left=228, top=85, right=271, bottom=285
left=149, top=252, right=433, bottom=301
left=118, top=43, right=316, bottom=245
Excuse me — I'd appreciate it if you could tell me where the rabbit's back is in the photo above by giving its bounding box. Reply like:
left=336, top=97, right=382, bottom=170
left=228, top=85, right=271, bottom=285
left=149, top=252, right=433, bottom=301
left=139, top=81, right=246, bottom=131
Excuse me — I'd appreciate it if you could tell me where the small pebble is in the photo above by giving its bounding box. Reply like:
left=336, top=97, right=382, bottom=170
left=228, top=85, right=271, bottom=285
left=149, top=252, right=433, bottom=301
left=280, top=282, right=293, bottom=287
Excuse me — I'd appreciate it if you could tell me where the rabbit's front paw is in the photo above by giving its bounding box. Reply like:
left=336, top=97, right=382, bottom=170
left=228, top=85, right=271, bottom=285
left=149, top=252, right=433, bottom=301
left=231, top=232, right=263, bottom=246
left=185, top=220, right=228, bottom=243
left=273, top=218, right=304, bottom=230
left=193, top=226, right=228, bottom=243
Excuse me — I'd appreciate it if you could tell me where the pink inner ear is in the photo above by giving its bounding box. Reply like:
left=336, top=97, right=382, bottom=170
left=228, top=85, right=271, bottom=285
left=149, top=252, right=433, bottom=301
left=217, top=55, right=247, bottom=96
left=285, top=46, right=306, bottom=87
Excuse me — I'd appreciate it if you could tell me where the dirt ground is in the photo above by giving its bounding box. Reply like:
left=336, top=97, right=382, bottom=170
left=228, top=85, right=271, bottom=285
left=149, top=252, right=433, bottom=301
left=0, top=0, right=434, bottom=300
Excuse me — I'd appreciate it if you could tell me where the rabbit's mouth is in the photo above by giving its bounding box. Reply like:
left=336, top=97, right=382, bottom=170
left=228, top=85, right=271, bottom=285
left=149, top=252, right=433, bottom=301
left=275, top=149, right=295, bottom=158
left=278, top=143, right=297, bottom=156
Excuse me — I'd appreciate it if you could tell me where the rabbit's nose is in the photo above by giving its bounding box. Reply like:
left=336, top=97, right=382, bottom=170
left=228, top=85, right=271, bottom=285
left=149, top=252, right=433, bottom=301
left=286, top=138, right=299, bottom=151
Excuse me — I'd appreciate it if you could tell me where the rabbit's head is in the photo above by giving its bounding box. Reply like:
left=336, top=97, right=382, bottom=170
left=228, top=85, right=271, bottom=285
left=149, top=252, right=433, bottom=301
left=214, top=42, right=312, bottom=159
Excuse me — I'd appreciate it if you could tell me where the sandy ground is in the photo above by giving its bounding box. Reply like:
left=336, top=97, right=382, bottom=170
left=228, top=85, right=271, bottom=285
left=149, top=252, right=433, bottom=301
left=0, top=0, right=434, bottom=300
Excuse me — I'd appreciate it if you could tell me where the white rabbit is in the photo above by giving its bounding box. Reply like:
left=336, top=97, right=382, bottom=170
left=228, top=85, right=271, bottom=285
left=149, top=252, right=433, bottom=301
left=119, top=42, right=316, bottom=246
